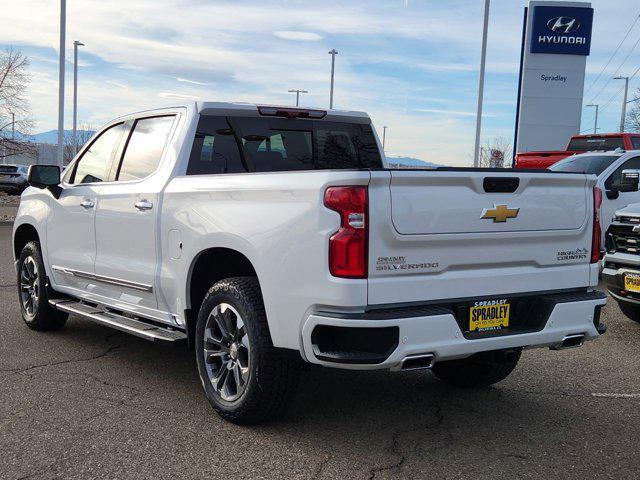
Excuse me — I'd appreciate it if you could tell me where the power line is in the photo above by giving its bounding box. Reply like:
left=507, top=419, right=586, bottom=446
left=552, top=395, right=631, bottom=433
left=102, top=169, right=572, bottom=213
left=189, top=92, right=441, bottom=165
left=589, top=32, right=640, bottom=104
left=584, top=13, right=640, bottom=97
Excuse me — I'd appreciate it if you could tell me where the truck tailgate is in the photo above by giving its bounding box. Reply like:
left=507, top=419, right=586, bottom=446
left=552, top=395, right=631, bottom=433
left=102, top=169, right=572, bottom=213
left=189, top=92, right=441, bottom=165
left=368, top=170, right=597, bottom=306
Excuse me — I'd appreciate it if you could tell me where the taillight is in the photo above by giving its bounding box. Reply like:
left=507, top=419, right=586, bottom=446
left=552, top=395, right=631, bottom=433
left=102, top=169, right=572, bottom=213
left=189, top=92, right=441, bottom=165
left=591, top=186, right=602, bottom=263
left=257, top=105, right=327, bottom=119
left=324, top=186, right=368, bottom=278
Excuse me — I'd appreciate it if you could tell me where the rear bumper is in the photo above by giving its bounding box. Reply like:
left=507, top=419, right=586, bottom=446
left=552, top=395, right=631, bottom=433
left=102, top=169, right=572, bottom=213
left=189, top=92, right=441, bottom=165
left=301, top=290, right=607, bottom=370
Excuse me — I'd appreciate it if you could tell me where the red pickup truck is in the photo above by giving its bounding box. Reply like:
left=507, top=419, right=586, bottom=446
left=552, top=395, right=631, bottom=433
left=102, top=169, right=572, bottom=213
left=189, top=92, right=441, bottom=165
left=514, top=133, right=640, bottom=169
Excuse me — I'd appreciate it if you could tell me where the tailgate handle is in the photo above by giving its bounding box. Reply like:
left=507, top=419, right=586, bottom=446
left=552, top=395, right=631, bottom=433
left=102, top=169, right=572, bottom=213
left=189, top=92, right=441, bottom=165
left=483, top=177, right=519, bottom=193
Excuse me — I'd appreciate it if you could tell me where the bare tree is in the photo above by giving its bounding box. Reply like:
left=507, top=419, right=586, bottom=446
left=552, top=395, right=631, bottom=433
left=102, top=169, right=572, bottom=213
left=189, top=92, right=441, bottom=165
left=63, top=123, right=97, bottom=163
left=479, top=136, right=512, bottom=168
left=0, top=47, right=35, bottom=159
left=626, top=88, right=640, bottom=133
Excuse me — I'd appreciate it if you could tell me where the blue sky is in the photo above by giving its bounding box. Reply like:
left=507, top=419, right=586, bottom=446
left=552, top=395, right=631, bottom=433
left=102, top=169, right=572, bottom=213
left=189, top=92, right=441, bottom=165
left=2, top=0, right=639, bottom=166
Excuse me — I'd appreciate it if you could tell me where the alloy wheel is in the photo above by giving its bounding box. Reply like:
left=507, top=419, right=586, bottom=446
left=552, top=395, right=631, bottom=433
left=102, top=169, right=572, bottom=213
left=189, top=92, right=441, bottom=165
left=20, top=256, right=39, bottom=319
left=203, top=303, right=250, bottom=402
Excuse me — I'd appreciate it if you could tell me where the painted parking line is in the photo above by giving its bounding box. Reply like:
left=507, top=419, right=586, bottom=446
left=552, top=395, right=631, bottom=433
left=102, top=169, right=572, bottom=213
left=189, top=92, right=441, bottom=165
left=592, top=393, right=640, bottom=399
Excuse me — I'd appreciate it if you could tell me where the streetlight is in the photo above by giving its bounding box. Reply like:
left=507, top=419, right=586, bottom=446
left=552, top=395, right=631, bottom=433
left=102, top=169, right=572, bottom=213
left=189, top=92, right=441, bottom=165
left=382, top=126, right=387, bottom=151
left=11, top=112, right=15, bottom=140
left=73, top=40, right=85, bottom=157
left=328, top=49, right=338, bottom=109
left=586, top=104, right=599, bottom=134
left=288, top=89, right=308, bottom=107
left=57, top=0, right=66, bottom=167
left=614, top=76, right=630, bottom=132
left=473, top=0, right=490, bottom=168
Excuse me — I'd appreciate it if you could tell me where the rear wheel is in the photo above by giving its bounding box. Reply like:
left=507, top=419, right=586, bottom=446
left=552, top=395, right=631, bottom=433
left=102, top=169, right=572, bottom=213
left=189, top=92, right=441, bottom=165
left=195, top=277, right=299, bottom=424
left=431, top=349, right=521, bottom=388
left=17, top=241, right=68, bottom=331
left=618, top=302, right=640, bottom=324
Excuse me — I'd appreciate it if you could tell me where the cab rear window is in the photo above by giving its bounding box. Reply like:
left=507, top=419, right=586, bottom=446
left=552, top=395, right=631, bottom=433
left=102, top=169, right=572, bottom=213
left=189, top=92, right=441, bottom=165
left=187, top=115, right=382, bottom=175
left=567, top=137, right=624, bottom=151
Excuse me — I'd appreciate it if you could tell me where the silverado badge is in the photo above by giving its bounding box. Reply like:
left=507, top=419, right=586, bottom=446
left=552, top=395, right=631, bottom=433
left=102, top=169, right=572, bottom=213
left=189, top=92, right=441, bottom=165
left=481, top=204, right=519, bottom=223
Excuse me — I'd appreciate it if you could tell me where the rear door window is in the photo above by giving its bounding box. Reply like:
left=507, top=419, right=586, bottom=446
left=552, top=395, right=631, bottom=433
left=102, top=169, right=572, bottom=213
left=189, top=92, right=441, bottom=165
left=116, top=116, right=175, bottom=181
left=187, top=115, right=382, bottom=174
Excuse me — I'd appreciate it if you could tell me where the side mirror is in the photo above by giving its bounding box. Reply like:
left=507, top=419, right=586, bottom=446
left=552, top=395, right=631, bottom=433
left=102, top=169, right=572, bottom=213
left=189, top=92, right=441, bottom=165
left=28, top=165, right=62, bottom=197
left=617, top=169, right=640, bottom=193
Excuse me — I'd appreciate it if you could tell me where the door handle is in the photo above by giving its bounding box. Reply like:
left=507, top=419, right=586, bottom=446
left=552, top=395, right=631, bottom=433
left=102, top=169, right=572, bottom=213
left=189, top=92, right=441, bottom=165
left=80, top=199, right=94, bottom=209
left=134, top=199, right=153, bottom=211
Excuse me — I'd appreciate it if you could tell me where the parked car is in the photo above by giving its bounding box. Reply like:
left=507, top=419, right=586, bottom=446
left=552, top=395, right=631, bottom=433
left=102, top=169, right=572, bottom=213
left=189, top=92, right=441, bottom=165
left=602, top=195, right=640, bottom=323
left=0, top=164, right=29, bottom=194
left=549, top=149, right=640, bottom=243
left=13, top=102, right=606, bottom=424
left=514, top=133, right=640, bottom=169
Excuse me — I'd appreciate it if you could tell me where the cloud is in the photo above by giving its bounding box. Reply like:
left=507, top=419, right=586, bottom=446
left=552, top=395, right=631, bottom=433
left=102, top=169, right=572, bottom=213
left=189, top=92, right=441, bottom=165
left=273, top=31, right=323, bottom=41
left=176, top=77, right=212, bottom=86
left=416, top=108, right=477, bottom=117
left=158, top=92, right=200, bottom=100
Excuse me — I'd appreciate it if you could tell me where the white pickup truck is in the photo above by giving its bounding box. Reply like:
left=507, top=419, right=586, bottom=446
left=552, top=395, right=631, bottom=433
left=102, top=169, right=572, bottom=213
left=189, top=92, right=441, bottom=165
left=13, top=102, right=606, bottom=424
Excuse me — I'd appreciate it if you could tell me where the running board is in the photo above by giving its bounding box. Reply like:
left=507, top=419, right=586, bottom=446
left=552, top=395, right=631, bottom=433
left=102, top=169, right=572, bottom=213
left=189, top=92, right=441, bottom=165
left=49, top=299, right=187, bottom=343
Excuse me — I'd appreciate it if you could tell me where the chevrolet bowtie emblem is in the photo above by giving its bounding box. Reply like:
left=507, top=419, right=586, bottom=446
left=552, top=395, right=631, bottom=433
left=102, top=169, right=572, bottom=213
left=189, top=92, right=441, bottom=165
left=481, top=204, right=520, bottom=223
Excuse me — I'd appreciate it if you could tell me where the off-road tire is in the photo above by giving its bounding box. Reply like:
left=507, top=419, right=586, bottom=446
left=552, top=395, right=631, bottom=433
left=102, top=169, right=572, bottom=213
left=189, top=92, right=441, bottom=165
left=195, top=277, right=299, bottom=424
left=17, top=241, right=68, bottom=331
left=431, top=349, right=521, bottom=388
left=618, top=302, right=640, bottom=324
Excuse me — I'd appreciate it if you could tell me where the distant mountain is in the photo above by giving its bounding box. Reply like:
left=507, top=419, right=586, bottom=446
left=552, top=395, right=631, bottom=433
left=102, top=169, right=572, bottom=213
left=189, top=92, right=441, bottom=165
left=27, top=129, right=96, bottom=144
left=386, top=156, right=442, bottom=168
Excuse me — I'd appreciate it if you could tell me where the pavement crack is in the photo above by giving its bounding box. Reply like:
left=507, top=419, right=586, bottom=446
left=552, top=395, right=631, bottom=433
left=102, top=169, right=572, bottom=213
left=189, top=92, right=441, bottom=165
left=9, top=340, right=134, bottom=378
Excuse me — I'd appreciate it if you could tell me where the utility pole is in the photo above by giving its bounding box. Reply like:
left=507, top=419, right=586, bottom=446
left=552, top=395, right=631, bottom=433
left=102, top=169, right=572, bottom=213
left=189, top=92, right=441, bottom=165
left=73, top=40, right=85, bottom=157
left=382, top=126, right=387, bottom=151
left=586, top=104, right=599, bottom=134
left=473, top=0, right=490, bottom=168
left=57, top=0, right=66, bottom=168
left=288, top=89, right=308, bottom=107
left=328, top=49, right=338, bottom=109
left=11, top=112, right=15, bottom=140
left=614, top=76, right=630, bottom=132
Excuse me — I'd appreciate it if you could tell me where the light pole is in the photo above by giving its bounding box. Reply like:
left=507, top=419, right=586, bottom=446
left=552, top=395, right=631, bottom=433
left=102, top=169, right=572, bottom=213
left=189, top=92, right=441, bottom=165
left=328, top=49, right=338, bottom=109
left=73, top=40, right=85, bottom=157
left=614, top=76, right=630, bottom=132
left=11, top=112, right=15, bottom=140
left=57, top=0, right=66, bottom=168
left=288, top=89, right=308, bottom=107
left=473, top=0, right=490, bottom=168
left=586, top=104, right=599, bottom=134
left=382, top=126, right=387, bottom=151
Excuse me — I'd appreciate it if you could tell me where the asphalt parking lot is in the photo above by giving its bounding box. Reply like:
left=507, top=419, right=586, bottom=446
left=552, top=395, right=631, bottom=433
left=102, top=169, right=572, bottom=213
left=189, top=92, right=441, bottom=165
left=1, top=223, right=640, bottom=479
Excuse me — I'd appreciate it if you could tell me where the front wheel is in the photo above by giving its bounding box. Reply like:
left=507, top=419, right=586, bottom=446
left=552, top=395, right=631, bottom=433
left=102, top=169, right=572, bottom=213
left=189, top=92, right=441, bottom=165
left=17, top=241, right=68, bottom=331
left=431, top=349, right=521, bottom=388
left=618, top=302, right=640, bottom=324
left=195, top=277, right=299, bottom=424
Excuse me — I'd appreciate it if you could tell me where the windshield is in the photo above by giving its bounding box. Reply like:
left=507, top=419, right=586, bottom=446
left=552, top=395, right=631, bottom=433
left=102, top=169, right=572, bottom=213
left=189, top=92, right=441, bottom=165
left=549, top=155, right=620, bottom=175
left=567, top=137, right=624, bottom=151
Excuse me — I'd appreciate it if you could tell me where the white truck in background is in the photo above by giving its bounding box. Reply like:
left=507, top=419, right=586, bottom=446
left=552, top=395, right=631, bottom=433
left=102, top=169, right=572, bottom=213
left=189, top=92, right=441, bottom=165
left=13, top=102, right=606, bottom=424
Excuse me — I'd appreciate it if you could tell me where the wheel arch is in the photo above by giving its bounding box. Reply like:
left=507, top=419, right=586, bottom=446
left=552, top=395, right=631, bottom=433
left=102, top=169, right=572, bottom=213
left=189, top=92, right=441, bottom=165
left=185, top=246, right=266, bottom=348
left=13, top=222, right=41, bottom=261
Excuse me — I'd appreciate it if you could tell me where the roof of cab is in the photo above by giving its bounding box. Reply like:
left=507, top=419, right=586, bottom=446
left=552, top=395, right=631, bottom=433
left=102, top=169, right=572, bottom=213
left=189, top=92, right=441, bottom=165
left=196, top=101, right=370, bottom=122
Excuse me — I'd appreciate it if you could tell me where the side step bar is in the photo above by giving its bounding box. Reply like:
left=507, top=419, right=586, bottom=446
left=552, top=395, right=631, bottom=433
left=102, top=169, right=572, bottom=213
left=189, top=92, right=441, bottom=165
left=50, top=299, right=187, bottom=344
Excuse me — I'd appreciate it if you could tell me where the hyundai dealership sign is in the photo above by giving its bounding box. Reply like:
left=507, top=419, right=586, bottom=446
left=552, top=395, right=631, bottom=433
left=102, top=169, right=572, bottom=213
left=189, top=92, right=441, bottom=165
left=531, top=5, right=593, bottom=55
left=515, top=1, right=593, bottom=156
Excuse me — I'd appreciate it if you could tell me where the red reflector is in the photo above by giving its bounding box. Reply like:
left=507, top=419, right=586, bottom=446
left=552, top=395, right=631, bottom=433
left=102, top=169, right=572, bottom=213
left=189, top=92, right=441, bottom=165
left=257, top=105, right=326, bottom=119
left=591, top=186, right=602, bottom=264
left=324, top=186, right=368, bottom=278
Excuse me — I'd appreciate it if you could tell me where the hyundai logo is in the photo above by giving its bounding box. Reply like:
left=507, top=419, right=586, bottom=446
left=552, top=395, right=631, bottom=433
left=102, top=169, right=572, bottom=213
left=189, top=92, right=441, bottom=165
left=547, top=16, right=581, bottom=34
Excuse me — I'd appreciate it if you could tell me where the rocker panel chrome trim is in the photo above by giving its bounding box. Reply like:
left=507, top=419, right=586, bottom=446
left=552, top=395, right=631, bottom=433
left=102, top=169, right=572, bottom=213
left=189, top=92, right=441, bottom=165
left=51, top=265, right=153, bottom=292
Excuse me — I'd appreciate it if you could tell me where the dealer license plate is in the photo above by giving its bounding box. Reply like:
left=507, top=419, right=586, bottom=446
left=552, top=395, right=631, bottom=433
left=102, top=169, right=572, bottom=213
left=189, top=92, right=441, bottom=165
left=624, top=274, right=640, bottom=293
left=469, top=299, right=510, bottom=332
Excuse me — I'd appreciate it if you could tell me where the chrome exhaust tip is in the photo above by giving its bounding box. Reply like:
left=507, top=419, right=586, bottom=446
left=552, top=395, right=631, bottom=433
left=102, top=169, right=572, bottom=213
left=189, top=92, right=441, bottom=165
left=400, top=353, right=436, bottom=371
left=552, top=334, right=585, bottom=350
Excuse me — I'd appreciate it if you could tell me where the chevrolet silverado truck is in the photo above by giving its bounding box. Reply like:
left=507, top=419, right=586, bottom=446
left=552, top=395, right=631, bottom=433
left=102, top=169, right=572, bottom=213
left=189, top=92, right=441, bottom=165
left=13, top=102, right=607, bottom=424
left=514, top=133, right=640, bottom=169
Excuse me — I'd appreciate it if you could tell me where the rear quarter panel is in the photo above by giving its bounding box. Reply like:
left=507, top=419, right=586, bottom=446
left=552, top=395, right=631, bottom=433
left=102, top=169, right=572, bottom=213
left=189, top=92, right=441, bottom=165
left=161, top=170, right=371, bottom=350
